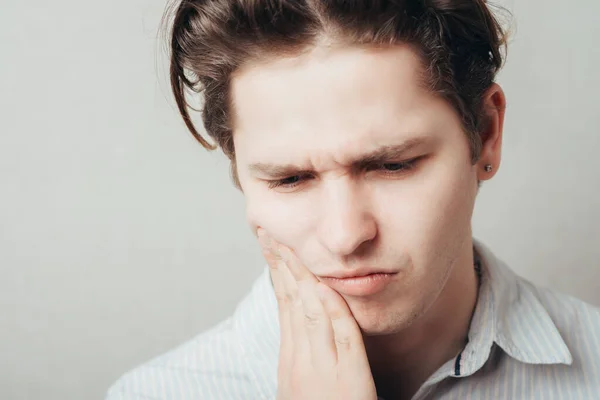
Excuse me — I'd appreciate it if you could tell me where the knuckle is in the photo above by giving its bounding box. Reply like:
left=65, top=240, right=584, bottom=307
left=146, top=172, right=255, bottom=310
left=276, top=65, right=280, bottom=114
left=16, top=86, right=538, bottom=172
left=335, top=335, right=352, bottom=350
left=286, top=292, right=296, bottom=304
left=303, top=311, right=322, bottom=327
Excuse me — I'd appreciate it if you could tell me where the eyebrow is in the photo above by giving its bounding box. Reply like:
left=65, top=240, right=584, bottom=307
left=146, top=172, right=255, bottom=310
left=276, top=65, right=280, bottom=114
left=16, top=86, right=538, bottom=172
left=248, top=137, right=428, bottom=178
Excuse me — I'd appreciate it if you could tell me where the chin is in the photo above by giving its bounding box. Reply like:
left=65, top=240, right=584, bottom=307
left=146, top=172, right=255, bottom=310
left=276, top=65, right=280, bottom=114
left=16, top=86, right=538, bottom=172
left=352, top=310, right=409, bottom=336
left=357, top=319, right=407, bottom=336
left=350, top=301, right=424, bottom=336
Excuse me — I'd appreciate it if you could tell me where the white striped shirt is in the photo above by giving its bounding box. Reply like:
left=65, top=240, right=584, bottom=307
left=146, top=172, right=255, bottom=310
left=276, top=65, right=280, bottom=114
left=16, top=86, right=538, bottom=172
left=106, top=239, right=600, bottom=399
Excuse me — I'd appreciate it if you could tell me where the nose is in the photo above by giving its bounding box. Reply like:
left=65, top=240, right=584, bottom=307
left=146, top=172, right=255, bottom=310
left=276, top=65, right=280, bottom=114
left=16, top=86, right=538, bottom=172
left=318, top=180, right=377, bottom=258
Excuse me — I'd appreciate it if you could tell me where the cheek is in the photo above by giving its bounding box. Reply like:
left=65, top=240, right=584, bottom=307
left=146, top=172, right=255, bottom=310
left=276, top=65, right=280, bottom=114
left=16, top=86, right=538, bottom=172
left=412, top=168, right=476, bottom=261
left=245, top=193, right=276, bottom=235
left=376, top=164, right=475, bottom=256
left=245, top=190, right=316, bottom=248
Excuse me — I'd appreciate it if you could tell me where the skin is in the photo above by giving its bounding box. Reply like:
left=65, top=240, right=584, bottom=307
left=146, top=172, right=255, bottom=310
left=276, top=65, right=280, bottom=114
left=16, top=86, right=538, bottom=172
left=258, top=229, right=378, bottom=400
left=231, top=43, right=505, bottom=399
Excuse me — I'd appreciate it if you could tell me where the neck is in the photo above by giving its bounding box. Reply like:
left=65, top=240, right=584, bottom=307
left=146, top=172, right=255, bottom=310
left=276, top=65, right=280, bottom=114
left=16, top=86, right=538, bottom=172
left=364, top=240, right=480, bottom=400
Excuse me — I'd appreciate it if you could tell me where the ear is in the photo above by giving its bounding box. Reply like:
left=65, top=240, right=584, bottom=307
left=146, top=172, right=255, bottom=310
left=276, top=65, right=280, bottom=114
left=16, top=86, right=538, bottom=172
left=476, top=83, right=506, bottom=181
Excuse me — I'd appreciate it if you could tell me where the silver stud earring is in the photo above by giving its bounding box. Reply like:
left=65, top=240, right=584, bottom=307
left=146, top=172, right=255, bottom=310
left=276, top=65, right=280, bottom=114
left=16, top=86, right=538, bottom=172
left=484, top=164, right=493, bottom=172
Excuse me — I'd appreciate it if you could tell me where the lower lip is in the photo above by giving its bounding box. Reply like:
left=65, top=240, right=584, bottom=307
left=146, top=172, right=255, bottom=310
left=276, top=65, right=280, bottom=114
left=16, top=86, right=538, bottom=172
left=320, top=273, right=396, bottom=297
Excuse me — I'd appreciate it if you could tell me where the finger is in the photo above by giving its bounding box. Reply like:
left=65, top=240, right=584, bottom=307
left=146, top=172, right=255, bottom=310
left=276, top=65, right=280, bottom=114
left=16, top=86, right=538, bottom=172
left=297, top=280, right=337, bottom=371
left=275, top=241, right=338, bottom=369
left=278, top=244, right=318, bottom=284
left=257, top=229, right=286, bottom=306
left=273, top=239, right=332, bottom=369
left=316, top=283, right=371, bottom=369
left=279, top=256, right=311, bottom=362
left=274, top=257, right=296, bottom=384
left=257, top=229, right=293, bottom=376
left=257, top=230, right=288, bottom=315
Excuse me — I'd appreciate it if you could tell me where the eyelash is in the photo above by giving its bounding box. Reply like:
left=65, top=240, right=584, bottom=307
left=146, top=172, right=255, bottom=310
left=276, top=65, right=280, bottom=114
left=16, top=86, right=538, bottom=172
left=266, top=158, right=420, bottom=189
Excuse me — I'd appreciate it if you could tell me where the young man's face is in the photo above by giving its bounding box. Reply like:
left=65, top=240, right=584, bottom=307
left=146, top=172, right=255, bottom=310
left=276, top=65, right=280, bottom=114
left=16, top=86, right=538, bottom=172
left=231, top=44, right=483, bottom=335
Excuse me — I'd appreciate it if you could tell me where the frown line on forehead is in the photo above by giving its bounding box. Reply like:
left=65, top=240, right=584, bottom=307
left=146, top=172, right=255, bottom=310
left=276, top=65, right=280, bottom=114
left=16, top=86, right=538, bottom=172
left=247, top=136, right=431, bottom=179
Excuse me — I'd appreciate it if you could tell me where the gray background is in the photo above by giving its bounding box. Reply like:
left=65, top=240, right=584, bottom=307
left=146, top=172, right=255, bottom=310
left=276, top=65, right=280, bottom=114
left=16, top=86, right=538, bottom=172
left=1, top=0, right=599, bottom=399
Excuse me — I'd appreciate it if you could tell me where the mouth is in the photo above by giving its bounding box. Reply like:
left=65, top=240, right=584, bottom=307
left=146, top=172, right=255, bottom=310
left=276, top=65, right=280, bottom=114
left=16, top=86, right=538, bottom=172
left=318, top=271, right=398, bottom=297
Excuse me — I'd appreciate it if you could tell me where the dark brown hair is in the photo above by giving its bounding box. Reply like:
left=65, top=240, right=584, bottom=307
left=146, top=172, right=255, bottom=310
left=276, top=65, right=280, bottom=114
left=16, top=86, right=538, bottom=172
left=163, top=0, right=508, bottom=188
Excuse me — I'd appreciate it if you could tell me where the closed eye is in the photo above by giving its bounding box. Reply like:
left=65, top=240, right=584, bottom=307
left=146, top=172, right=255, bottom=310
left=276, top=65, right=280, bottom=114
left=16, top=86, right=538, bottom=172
left=267, top=173, right=313, bottom=189
left=266, top=157, right=423, bottom=190
left=368, top=159, right=419, bottom=174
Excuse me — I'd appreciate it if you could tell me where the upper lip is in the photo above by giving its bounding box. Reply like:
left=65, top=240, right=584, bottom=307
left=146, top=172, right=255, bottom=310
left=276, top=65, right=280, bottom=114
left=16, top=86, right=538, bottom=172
left=319, top=269, right=396, bottom=279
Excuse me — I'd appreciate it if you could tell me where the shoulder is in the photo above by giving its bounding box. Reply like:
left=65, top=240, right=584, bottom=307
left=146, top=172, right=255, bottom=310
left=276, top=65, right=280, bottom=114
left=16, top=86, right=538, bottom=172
left=106, top=267, right=278, bottom=400
left=105, top=318, right=258, bottom=400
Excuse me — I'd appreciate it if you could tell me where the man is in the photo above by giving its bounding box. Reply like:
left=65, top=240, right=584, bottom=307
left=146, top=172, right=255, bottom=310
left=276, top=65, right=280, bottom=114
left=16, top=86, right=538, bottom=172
left=107, top=0, right=600, bottom=399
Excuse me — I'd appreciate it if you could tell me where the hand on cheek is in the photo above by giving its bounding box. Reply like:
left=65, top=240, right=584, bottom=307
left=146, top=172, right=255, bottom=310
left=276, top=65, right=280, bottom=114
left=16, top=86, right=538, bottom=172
left=257, top=228, right=377, bottom=400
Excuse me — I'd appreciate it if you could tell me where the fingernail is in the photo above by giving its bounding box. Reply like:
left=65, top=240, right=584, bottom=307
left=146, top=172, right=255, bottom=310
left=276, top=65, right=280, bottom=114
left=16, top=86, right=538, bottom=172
left=257, top=228, right=269, bottom=247
left=271, top=242, right=281, bottom=258
left=278, top=245, right=289, bottom=261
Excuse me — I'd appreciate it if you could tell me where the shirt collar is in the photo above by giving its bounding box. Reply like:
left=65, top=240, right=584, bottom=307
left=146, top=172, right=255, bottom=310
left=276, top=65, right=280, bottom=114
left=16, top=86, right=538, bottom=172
left=453, top=238, right=573, bottom=378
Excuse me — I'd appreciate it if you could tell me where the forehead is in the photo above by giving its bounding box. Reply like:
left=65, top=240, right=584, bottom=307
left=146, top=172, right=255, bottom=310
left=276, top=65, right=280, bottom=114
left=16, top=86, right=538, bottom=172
left=231, top=44, right=426, bottom=127
left=230, top=44, right=452, bottom=168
